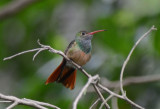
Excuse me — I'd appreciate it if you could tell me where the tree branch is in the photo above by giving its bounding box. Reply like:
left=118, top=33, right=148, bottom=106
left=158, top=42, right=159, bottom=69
left=23, top=98, right=60, bottom=109
left=87, top=74, right=160, bottom=93
left=99, top=95, right=113, bottom=109
left=102, top=74, right=160, bottom=89
left=97, top=84, right=144, bottom=109
left=89, top=98, right=100, bottom=109
left=92, top=84, right=110, bottom=109
left=3, top=25, right=157, bottom=109
left=73, top=75, right=102, bottom=109
left=0, top=0, right=41, bottom=20
left=3, top=48, right=42, bottom=61
left=0, top=93, right=60, bottom=109
left=6, top=101, right=18, bottom=109
left=119, top=25, right=157, bottom=96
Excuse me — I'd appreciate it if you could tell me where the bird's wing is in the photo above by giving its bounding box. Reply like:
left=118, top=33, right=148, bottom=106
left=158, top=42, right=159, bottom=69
left=64, top=40, right=75, bottom=54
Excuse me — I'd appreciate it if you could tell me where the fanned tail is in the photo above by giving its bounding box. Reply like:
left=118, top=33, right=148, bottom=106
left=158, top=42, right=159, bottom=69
left=58, top=68, right=77, bottom=89
left=45, top=59, right=77, bottom=90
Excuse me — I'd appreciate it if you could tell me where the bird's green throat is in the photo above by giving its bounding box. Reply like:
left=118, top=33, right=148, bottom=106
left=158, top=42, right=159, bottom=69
left=76, top=38, right=92, bottom=54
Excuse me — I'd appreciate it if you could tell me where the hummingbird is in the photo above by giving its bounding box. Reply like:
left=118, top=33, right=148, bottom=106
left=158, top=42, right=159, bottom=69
left=45, top=30, right=106, bottom=90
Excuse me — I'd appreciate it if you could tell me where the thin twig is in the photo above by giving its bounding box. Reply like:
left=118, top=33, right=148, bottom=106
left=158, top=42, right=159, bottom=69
left=89, top=98, right=100, bottom=109
left=45, top=45, right=92, bottom=78
left=97, top=84, right=123, bottom=99
left=93, top=85, right=110, bottom=109
left=73, top=75, right=99, bottom=109
left=99, top=95, right=113, bottom=109
left=38, top=40, right=92, bottom=78
left=120, top=25, right=157, bottom=96
left=102, top=74, right=160, bottom=89
left=3, top=48, right=41, bottom=61
left=0, top=100, right=11, bottom=103
left=98, top=83, right=144, bottom=109
left=111, top=88, right=120, bottom=109
left=0, top=93, right=60, bottom=109
left=0, top=0, right=40, bottom=20
left=23, top=98, right=60, bottom=109
left=33, top=48, right=47, bottom=61
left=87, top=74, right=160, bottom=92
left=6, top=101, right=18, bottom=109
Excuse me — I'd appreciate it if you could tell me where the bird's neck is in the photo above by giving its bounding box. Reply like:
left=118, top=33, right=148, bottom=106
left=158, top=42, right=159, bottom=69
left=76, top=39, right=92, bottom=54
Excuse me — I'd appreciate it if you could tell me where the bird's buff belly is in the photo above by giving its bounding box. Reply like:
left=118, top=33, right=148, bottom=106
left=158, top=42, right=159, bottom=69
left=66, top=50, right=91, bottom=66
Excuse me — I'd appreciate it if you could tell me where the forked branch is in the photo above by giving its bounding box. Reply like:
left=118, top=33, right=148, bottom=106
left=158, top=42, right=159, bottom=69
left=120, top=25, right=157, bottom=96
left=0, top=93, right=60, bottom=109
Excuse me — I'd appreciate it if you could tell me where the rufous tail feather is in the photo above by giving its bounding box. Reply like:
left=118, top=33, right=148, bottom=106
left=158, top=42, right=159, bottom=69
left=45, top=59, right=77, bottom=90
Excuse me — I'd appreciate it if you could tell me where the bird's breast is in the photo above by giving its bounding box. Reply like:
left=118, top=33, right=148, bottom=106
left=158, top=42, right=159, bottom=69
left=66, top=49, right=91, bottom=66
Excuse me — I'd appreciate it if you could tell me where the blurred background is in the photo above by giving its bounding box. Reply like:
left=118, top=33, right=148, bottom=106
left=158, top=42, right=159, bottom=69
left=0, top=0, right=160, bottom=109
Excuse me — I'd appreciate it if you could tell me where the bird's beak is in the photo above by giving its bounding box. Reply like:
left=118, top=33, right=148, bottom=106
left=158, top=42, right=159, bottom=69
left=88, top=30, right=106, bottom=35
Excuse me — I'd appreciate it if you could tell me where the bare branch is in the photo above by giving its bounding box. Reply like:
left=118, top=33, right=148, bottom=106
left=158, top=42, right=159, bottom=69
left=99, top=95, right=113, bottom=109
left=97, top=84, right=124, bottom=99
left=39, top=41, right=92, bottom=78
left=6, top=101, right=18, bottom=109
left=98, top=84, right=144, bottom=109
left=111, top=97, right=119, bottom=109
left=101, top=74, right=160, bottom=89
left=3, top=25, right=157, bottom=109
left=87, top=74, right=160, bottom=93
left=33, top=48, right=46, bottom=61
left=120, top=25, right=157, bottom=96
left=93, top=85, right=110, bottom=109
left=111, top=88, right=120, bottom=109
left=73, top=75, right=100, bottom=109
left=0, top=0, right=41, bottom=20
left=23, top=98, right=60, bottom=109
left=3, top=48, right=41, bottom=61
left=0, top=93, right=60, bottom=109
left=3, top=39, right=144, bottom=109
left=89, top=98, right=100, bottom=109
left=0, top=100, right=11, bottom=103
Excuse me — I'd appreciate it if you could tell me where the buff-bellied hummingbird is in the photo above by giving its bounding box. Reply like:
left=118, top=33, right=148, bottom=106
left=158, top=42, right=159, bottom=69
left=45, top=30, right=106, bottom=90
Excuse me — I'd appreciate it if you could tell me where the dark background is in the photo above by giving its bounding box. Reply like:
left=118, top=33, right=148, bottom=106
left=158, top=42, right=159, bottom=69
left=0, top=0, right=160, bottom=109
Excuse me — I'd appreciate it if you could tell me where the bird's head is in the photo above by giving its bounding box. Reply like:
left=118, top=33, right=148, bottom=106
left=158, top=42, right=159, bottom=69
left=75, top=30, right=106, bottom=41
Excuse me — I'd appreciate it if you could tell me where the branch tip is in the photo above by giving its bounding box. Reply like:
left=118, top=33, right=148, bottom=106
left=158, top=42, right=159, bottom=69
left=151, top=25, right=157, bottom=30
left=37, top=39, right=40, bottom=44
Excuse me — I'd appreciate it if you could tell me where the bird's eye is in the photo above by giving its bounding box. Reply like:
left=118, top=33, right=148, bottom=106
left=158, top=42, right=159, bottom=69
left=81, top=32, right=85, bottom=35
